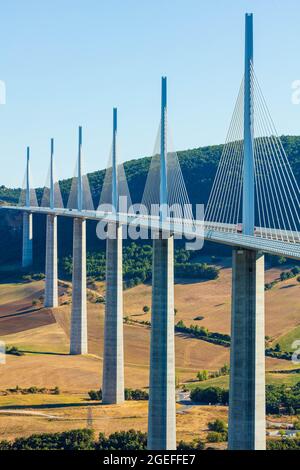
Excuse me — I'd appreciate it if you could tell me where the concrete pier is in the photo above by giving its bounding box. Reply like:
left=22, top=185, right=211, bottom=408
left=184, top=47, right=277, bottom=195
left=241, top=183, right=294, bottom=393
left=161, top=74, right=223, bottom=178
left=70, top=218, right=87, bottom=355
left=102, top=223, right=124, bottom=404
left=45, top=214, right=58, bottom=308
left=148, top=235, right=176, bottom=450
left=228, top=248, right=266, bottom=450
left=22, top=212, right=33, bottom=268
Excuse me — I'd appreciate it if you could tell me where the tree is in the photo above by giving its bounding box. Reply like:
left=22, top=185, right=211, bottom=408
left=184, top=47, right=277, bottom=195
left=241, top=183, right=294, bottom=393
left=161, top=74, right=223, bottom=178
left=12, top=429, right=95, bottom=450
left=96, top=430, right=147, bottom=450
left=190, top=387, right=223, bottom=405
left=197, top=370, right=208, bottom=382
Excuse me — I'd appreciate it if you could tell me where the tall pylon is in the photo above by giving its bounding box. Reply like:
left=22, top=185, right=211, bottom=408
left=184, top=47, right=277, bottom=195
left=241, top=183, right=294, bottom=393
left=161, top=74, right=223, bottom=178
left=49, top=138, right=55, bottom=210
left=25, top=147, right=30, bottom=208
left=45, top=138, right=58, bottom=308
left=70, top=127, right=88, bottom=355
left=22, top=147, right=33, bottom=268
left=148, top=77, right=176, bottom=450
left=160, top=77, right=168, bottom=223
left=112, top=108, right=118, bottom=212
left=77, top=126, right=83, bottom=212
left=243, top=13, right=255, bottom=236
left=228, top=13, right=266, bottom=450
left=102, top=108, right=125, bottom=404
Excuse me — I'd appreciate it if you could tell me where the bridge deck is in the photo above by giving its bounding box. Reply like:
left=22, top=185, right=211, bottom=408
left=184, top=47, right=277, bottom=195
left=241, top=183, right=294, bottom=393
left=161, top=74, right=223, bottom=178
left=2, top=205, right=300, bottom=260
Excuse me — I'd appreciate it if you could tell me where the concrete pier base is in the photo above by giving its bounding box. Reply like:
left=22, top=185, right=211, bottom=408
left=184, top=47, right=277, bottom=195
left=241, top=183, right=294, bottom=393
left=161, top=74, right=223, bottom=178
left=228, top=248, right=266, bottom=450
left=70, top=218, right=87, bottom=355
left=45, top=215, right=58, bottom=308
left=102, top=224, right=124, bottom=404
left=22, top=212, right=33, bottom=268
left=148, top=235, right=176, bottom=450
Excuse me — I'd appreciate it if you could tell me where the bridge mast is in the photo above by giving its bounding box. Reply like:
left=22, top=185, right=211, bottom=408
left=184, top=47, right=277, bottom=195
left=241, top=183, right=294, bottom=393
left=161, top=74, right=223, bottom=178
left=50, top=138, right=54, bottom=210
left=22, top=147, right=33, bottom=268
left=243, top=13, right=255, bottom=235
left=112, top=107, right=118, bottom=212
left=160, top=76, right=168, bottom=222
left=70, top=126, right=88, bottom=355
left=25, top=147, right=30, bottom=207
left=102, top=107, right=125, bottom=404
left=45, top=138, right=58, bottom=308
left=148, top=77, right=176, bottom=450
left=77, top=126, right=83, bottom=212
left=228, top=13, right=266, bottom=451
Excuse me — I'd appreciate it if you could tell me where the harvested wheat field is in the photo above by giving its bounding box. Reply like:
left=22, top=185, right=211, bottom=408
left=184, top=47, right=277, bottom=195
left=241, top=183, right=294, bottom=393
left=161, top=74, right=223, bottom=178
left=0, top=261, right=299, bottom=442
left=124, top=265, right=300, bottom=344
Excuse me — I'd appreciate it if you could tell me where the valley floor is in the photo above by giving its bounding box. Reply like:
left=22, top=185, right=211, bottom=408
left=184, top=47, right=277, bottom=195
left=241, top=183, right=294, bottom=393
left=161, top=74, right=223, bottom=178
left=0, top=260, right=299, bottom=443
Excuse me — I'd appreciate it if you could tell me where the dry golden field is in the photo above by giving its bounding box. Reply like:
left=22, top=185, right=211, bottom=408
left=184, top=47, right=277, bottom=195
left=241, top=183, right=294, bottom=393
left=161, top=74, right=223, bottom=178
left=0, top=262, right=299, bottom=442
left=0, top=395, right=228, bottom=443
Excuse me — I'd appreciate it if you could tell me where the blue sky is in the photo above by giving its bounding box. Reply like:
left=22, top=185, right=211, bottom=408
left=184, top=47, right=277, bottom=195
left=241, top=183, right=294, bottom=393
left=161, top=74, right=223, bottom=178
left=1, top=0, right=300, bottom=187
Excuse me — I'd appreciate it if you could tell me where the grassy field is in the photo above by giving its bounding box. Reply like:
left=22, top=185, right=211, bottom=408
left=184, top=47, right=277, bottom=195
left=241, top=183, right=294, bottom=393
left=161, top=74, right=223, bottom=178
left=185, top=375, right=230, bottom=390
left=185, top=372, right=300, bottom=390
left=272, top=326, right=300, bottom=353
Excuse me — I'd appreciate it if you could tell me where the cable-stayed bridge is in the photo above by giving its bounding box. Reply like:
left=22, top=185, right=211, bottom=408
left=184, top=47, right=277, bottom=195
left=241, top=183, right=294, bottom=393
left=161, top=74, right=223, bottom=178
left=1, top=13, right=300, bottom=451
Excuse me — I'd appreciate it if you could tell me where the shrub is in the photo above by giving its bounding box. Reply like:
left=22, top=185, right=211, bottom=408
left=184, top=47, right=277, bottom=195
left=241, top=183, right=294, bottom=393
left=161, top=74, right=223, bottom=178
left=265, top=282, right=276, bottom=291
left=197, top=370, right=208, bottom=382
left=6, top=346, right=24, bottom=357
left=195, top=439, right=206, bottom=450
left=0, top=440, right=12, bottom=450
left=124, top=388, right=149, bottom=401
left=291, top=266, right=300, bottom=275
left=177, top=440, right=195, bottom=450
left=177, top=439, right=205, bottom=450
left=88, top=389, right=102, bottom=401
left=207, top=431, right=227, bottom=443
left=267, top=439, right=300, bottom=450
left=293, top=420, right=300, bottom=431
left=208, top=419, right=227, bottom=433
left=32, top=273, right=45, bottom=281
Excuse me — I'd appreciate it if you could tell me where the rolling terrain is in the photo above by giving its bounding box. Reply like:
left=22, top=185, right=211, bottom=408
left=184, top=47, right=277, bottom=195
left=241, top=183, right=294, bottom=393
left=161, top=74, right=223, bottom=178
left=0, top=260, right=299, bottom=442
